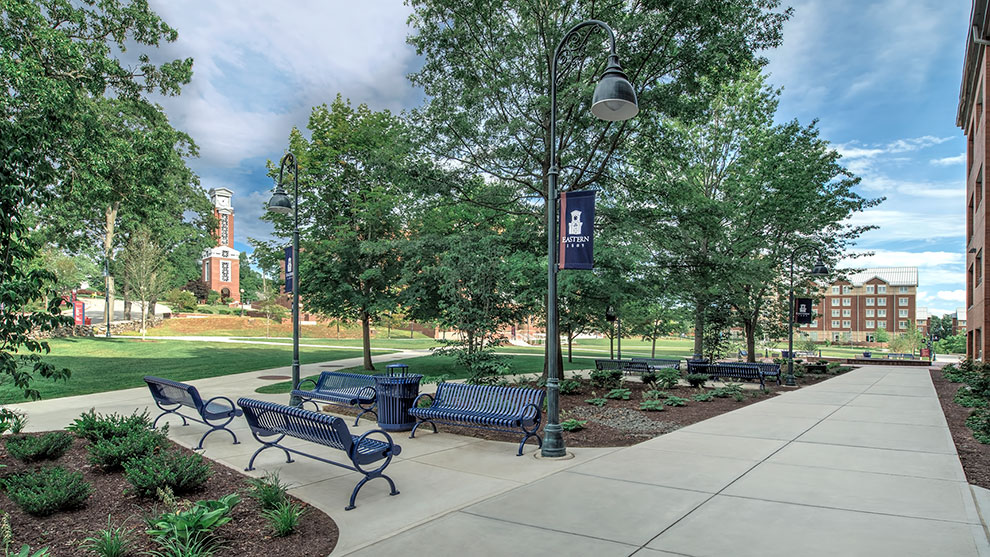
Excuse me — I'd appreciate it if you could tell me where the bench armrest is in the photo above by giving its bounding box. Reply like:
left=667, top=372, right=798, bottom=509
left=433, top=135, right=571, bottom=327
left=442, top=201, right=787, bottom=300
left=358, top=384, right=377, bottom=400
left=356, top=428, right=398, bottom=457
left=519, top=401, right=541, bottom=423
left=411, top=392, right=434, bottom=409
left=295, top=378, right=317, bottom=391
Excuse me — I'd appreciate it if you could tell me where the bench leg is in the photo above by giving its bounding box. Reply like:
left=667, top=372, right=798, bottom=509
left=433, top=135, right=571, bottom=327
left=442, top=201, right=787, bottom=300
left=152, top=407, right=187, bottom=429
left=345, top=472, right=399, bottom=511
left=409, top=419, right=437, bottom=439
left=354, top=406, right=377, bottom=426
left=245, top=436, right=294, bottom=471
left=517, top=432, right=543, bottom=456
left=196, top=425, right=240, bottom=451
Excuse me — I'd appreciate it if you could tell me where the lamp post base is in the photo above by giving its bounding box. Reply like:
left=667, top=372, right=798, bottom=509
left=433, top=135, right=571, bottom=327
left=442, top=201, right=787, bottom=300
left=783, top=374, right=796, bottom=387
left=541, top=425, right=567, bottom=458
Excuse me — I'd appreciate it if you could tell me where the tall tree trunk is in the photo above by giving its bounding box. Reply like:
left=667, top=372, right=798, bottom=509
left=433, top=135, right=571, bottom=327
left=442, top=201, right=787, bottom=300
left=123, top=293, right=132, bottom=321
left=148, top=294, right=157, bottom=317
left=744, top=319, right=757, bottom=362
left=693, top=299, right=705, bottom=359
left=567, top=325, right=573, bottom=362
left=652, top=336, right=657, bottom=358
left=103, top=202, right=119, bottom=330
left=361, top=311, right=374, bottom=370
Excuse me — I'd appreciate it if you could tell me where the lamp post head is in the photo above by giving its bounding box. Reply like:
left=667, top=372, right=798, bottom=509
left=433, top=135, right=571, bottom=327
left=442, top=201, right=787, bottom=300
left=811, top=258, right=829, bottom=277
left=591, top=55, right=638, bottom=121
left=266, top=186, right=293, bottom=214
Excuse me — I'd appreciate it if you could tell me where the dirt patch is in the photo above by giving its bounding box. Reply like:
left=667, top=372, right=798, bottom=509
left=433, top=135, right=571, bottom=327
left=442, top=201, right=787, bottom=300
left=0, top=435, right=338, bottom=556
left=931, top=368, right=990, bottom=489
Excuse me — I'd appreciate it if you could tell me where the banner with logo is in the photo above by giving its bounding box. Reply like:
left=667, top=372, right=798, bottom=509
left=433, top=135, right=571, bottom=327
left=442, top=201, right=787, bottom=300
left=558, top=190, right=595, bottom=270
left=795, top=297, right=813, bottom=324
left=284, top=246, right=294, bottom=293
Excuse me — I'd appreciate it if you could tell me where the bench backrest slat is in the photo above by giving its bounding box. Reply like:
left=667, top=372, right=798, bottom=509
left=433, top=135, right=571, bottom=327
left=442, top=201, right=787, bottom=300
left=314, top=371, right=376, bottom=392
left=145, top=376, right=205, bottom=410
left=237, top=398, right=352, bottom=453
left=433, top=383, right=543, bottom=417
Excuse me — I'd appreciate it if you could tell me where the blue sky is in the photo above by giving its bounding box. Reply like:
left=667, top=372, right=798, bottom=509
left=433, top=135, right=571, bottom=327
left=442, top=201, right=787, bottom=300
left=147, top=0, right=970, bottom=316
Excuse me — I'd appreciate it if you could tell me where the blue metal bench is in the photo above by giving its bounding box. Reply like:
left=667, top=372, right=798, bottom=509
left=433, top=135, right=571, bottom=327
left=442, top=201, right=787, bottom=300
left=630, top=357, right=681, bottom=372
left=143, top=376, right=242, bottom=450
left=237, top=397, right=400, bottom=511
left=290, top=371, right=377, bottom=425
left=686, top=362, right=781, bottom=389
left=594, top=359, right=652, bottom=375
left=408, top=383, right=544, bottom=456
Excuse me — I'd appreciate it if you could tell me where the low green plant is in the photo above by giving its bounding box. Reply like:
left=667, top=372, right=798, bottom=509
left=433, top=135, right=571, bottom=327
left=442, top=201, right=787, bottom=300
left=605, top=388, right=631, bottom=400
left=0, top=409, right=28, bottom=435
left=88, top=428, right=167, bottom=470
left=262, top=501, right=306, bottom=537
left=147, top=534, right=220, bottom=557
left=67, top=409, right=155, bottom=443
left=685, top=373, right=708, bottom=388
left=1, top=512, right=49, bottom=556
left=711, top=384, right=744, bottom=398
left=80, top=515, right=135, bottom=557
left=559, top=379, right=582, bottom=395
left=560, top=419, right=587, bottom=432
left=247, top=471, right=290, bottom=511
left=732, top=393, right=746, bottom=402
left=953, top=388, right=986, bottom=408
left=663, top=396, right=689, bottom=407
left=692, top=392, right=715, bottom=402
left=639, top=400, right=665, bottom=411
left=654, top=368, right=681, bottom=389
left=124, top=450, right=212, bottom=497
left=2, top=466, right=92, bottom=516
left=589, top=369, right=622, bottom=389
left=640, top=370, right=658, bottom=385
left=145, top=493, right=239, bottom=549
left=585, top=396, right=607, bottom=407
left=966, top=408, right=990, bottom=444
left=5, top=432, right=73, bottom=462
left=942, top=363, right=972, bottom=383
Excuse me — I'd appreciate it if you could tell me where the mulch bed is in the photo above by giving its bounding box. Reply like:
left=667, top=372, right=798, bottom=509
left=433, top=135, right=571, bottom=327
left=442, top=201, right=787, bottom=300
left=0, top=435, right=338, bottom=556
left=331, top=371, right=842, bottom=448
left=930, top=367, right=990, bottom=489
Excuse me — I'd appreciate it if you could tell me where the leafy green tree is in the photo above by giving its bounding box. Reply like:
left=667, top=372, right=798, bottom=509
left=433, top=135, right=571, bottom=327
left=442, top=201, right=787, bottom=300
left=1, top=0, right=191, bottom=399
left=929, top=314, right=955, bottom=341
left=626, top=295, right=680, bottom=358
left=875, top=326, right=890, bottom=347
left=255, top=282, right=288, bottom=339
left=890, top=323, right=923, bottom=354
left=239, top=252, right=264, bottom=303
left=121, top=229, right=171, bottom=336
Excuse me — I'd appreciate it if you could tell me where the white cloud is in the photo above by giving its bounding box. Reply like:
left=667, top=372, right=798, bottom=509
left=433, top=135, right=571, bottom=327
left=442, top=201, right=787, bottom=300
left=841, top=249, right=962, bottom=268
left=847, top=210, right=964, bottom=240
left=931, top=153, right=966, bottom=166
left=936, top=289, right=966, bottom=303
left=837, top=135, right=952, bottom=161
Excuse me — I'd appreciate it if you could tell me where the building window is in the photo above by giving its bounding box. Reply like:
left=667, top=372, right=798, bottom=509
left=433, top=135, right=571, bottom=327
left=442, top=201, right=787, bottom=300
left=978, top=250, right=984, bottom=287
left=842, top=298, right=851, bottom=306
left=866, top=320, right=875, bottom=329
left=831, top=309, right=840, bottom=317
left=832, top=298, right=839, bottom=306
left=220, top=214, right=229, bottom=246
left=831, top=286, right=839, bottom=294
left=899, top=286, right=908, bottom=293
left=898, top=320, right=907, bottom=329
left=878, top=309, right=887, bottom=317
left=221, top=261, right=230, bottom=282
left=866, top=298, right=874, bottom=306
left=831, top=320, right=840, bottom=328
left=866, top=334, right=875, bottom=342
left=866, top=309, right=875, bottom=317
left=866, top=285, right=875, bottom=294
left=842, top=285, right=851, bottom=294
left=878, top=298, right=887, bottom=306
left=878, top=285, right=887, bottom=294
left=899, top=309, right=909, bottom=318
left=842, top=309, right=851, bottom=317
left=842, top=320, right=851, bottom=328
left=898, top=297, right=908, bottom=306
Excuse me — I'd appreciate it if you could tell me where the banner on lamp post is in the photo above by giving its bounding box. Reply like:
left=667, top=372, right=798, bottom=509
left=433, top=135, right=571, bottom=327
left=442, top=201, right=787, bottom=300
left=284, top=246, right=294, bottom=294
left=795, top=297, right=813, bottom=324
left=558, top=189, right=595, bottom=270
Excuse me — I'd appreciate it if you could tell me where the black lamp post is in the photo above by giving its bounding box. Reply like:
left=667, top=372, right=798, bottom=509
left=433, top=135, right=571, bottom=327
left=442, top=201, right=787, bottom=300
left=266, top=152, right=302, bottom=407
left=786, top=246, right=829, bottom=386
left=543, top=20, right=638, bottom=458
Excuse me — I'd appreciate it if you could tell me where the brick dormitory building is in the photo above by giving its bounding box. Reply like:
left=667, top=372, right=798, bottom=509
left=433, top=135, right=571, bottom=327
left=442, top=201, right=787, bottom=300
left=795, top=267, right=918, bottom=345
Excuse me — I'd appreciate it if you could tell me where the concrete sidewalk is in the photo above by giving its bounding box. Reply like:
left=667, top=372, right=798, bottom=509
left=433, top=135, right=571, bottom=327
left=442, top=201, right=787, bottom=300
left=11, top=362, right=990, bottom=556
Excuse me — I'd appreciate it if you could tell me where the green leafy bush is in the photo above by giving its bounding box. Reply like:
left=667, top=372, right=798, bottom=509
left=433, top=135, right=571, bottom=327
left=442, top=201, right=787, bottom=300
left=0, top=408, right=28, bottom=435
left=2, top=467, right=92, bottom=516
left=67, top=409, right=155, bottom=443
left=663, top=396, right=689, bottom=407
left=560, top=419, right=587, bottom=432
left=585, top=397, right=607, bottom=407
left=605, top=388, right=631, bottom=400
left=5, top=432, right=73, bottom=462
left=262, top=501, right=306, bottom=538
left=589, top=369, right=622, bottom=389
left=247, top=472, right=290, bottom=511
left=686, top=373, right=708, bottom=388
left=732, top=393, right=746, bottom=402
left=146, top=493, right=239, bottom=546
left=88, top=428, right=167, bottom=471
left=955, top=387, right=989, bottom=409
left=124, top=450, right=212, bottom=497
left=639, top=400, right=665, bottom=411
left=712, top=384, right=744, bottom=398
left=163, top=289, right=197, bottom=312
left=559, top=379, right=582, bottom=395
left=654, top=368, right=681, bottom=389
left=642, top=390, right=666, bottom=401
left=80, top=515, right=135, bottom=557
left=692, top=392, right=715, bottom=402
left=966, top=409, right=990, bottom=444
left=640, top=370, right=658, bottom=385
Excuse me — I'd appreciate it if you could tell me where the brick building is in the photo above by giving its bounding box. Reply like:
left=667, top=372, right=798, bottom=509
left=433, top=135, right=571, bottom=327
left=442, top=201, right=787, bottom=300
left=796, top=267, right=918, bottom=344
left=201, top=188, right=240, bottom=303
left=959, top=0, right=989, bottom=359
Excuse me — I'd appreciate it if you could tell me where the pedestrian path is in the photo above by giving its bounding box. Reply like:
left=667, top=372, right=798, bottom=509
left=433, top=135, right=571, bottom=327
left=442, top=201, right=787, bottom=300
left=10, top=363, right=989, bottom=556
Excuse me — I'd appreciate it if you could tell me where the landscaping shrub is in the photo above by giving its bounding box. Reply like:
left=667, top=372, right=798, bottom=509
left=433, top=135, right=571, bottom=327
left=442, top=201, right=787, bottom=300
left=654, top=368, right=681, bottom=389
left=640, top=371, right=658, bottom=385
left=711, top=384, right=743, bottom=398
left=966, top=409, right=990, bottom=444
left=247, top=472, right=290, bottom=511
left=0, top=408, right=28, bottom=435
left=605, top=388, right=631, bottom=400
left=559, top=379, right=582, bottom=395
left=589, top=369, right=622, bottom=389
left=955, top=387, right=989, bottom=409
left=124, top=450, right=212, bottom=496
left=262, top=501, right=305, bottom=538
left=663, top=396, right=689, bottom=407
left=686, top=373, right=708, bottom=388
left=560, top=419, right=587, bottom=432
left=88, top=428, right=167, bottom=470
left=146, top=493, right=239, bottom=545
left=584, top=397, right=607, bottom=407
left=5, top=432, right=73, bottom=462
left=67, top=409, right=155, bottom=443
left=639, top=400, right=665, bottom=411
left=692, top=392, right=715, bottom=402
left=2, top=467, right=92, bottom=516
left=80, top=515, right=135, bottom=557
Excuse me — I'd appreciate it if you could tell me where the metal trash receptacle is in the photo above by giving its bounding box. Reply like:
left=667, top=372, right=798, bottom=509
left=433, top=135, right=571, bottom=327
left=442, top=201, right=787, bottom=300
left=374, top=365, right=422, bottom=432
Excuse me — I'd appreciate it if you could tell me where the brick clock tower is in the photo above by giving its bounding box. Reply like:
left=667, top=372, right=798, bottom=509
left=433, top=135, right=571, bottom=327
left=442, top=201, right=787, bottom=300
left=201, top=188, right=240, bottom=303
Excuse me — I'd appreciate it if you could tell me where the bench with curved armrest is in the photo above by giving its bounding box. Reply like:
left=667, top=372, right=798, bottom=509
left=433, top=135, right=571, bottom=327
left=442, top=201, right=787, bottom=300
left=290, top=371, right=377, bottom=425
left=143, top=376, right=242, bottom=450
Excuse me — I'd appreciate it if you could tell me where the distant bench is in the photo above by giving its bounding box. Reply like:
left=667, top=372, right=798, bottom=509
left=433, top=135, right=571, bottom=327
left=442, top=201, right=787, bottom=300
left=408, top=383, right=544, bottom=456
left=631, top=357, right=681, bottom=372
left=290, top=371, right=377, bottom=425
left=686, top=362, right=781, bottom=390
left=595, top=359, right=651, bottom=375
left=144, top=376, right=242, bottom=450
left=237, top=398, right=400, bottom=511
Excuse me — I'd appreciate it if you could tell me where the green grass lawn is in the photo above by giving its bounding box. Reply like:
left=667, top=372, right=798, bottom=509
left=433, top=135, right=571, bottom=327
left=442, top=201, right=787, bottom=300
left=231, top=337, right=442, bottom=350
left=3, top=338, right=381, bottom=404
left=255, top=353, right=600, bottom=394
